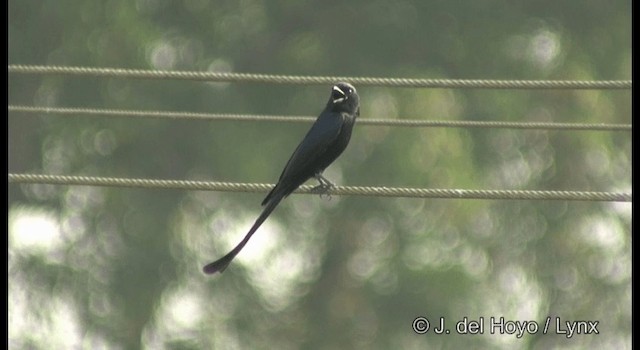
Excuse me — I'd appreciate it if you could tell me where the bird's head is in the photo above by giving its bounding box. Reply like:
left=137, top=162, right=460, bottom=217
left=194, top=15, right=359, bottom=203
left=328, top=82, right=359, bottom=116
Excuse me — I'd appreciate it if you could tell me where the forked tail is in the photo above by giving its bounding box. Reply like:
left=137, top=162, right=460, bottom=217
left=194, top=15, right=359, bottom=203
left=203, top=193, right=284, bottom=274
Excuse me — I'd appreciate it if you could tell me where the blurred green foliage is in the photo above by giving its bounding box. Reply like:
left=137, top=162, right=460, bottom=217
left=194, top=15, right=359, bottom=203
left=9, top=0, right=630, bottom=349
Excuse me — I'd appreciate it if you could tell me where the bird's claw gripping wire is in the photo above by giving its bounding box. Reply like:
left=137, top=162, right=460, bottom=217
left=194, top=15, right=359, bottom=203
left=312, top=174, right=335, bottom=200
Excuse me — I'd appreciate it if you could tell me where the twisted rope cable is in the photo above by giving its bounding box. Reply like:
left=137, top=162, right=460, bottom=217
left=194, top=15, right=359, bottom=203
left=8, top=174, right=631, bottom=202
left=9, top=105, right=631, bottom=131
left=8, top=65, right=632, bottom=89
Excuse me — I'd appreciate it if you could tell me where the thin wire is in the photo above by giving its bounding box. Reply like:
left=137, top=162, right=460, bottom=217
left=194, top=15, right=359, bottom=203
left=8, top=174, right=631, bottom=202
left=9, top=105, right=632, bottom=131
left=8, top=65, right=632, bottom=90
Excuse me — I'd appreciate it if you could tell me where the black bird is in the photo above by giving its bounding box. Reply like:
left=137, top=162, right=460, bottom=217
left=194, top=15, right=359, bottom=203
left=203, top=82, right=360, bottom=274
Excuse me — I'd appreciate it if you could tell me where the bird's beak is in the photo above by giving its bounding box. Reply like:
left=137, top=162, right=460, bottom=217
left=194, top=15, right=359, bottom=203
left=332, top=85, right=347, bottom=104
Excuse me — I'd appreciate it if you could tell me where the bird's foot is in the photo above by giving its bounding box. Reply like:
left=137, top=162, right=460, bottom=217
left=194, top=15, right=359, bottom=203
left=312, top=174, right=335, bottom=200
left=311, top=183, right=333, bottom=198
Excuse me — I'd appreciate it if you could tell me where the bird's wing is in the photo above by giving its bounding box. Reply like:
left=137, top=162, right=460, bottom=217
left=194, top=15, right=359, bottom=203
left=278, top=112, right=346, bottom=180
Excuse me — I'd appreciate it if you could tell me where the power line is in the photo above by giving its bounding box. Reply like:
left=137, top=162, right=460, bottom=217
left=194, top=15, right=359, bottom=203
left=8, top=173, right=632, bottom=202
left=9, top=105, right=631, bottom=131
left=8, top=65, right=632, bottom=90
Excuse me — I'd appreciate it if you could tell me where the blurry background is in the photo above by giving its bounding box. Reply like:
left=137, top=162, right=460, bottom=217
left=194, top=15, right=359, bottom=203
left=8, top=1, right=631, bottom=349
